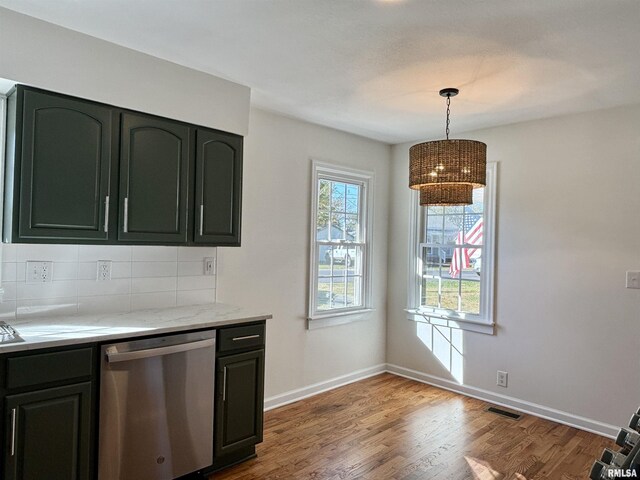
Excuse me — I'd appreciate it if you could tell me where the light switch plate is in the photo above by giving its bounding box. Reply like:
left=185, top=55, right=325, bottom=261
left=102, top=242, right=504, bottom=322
left=626, top=271, right=640, bottom=289
left=204, top=257, right=216, bottom=276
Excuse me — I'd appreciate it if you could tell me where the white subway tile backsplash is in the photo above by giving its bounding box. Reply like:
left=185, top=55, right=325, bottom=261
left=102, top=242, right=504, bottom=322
left=17, top=297, right=78, bottom=318
left=111, top=262, right=132, bottom=279
left=177, top=246, right=216, bottom=262
left=2, top=263, right=17, bottom=282
left=78, top=245, right=132, bottom=262
left=52, top=263, right=78, bottom=281
left=131, top=277, right=177, bottom=294
left=16, top=244, right=78, bottom=263
left=131, top=291, right=177, bottom=311
left=0, top=300, right=17, bottom=319
left=77, top=278, right=130, bottom=297
left=177, top=275, right=216, bottom=291
left=132, top=246, right=177, bottom=262
left=17, top=280, right=77, bottom=300
left=176, top=289, right=215, bottom=306
left=77, top=262, right=98, bottom=281
left=78, top=295, right=131, bottom=315
left=1, top=244, right=217, bottom=317
left=16, top=262, right=26, bottom=282
left=132, top=261, right=177, bottom=278
left=178, top=261, right=204, bottom=277
left=3, top=282, right=17, bottom=301
left=2, top=244, right=17, bottom=263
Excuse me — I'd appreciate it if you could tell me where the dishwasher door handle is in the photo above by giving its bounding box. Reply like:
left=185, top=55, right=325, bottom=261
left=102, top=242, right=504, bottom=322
left=106, top=338, right=215, bottom=363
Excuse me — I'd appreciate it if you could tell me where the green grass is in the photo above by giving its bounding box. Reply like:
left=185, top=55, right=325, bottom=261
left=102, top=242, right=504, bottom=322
left=423, top=278, right=480, bottom=313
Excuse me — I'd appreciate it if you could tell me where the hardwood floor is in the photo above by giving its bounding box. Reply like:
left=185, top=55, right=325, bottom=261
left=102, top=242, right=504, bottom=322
left=212, top=373, right=613, bottom=479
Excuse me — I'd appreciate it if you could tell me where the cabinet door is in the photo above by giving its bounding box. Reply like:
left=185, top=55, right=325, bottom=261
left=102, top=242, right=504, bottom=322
left=194, top=129, right=242, bottom=245
left=16, top=89, right=113, bottom=241
left=215, top=349, right=264, bottom=458
left=4, top=382, right=92, bottom=480
left=119, top=113, right=189, bottom=243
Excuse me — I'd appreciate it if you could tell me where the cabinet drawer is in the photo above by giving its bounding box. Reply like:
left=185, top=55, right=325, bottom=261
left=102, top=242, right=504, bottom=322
left=218, top=324, right=265, bottom=353
left=5, top=347, right=94, bottom=390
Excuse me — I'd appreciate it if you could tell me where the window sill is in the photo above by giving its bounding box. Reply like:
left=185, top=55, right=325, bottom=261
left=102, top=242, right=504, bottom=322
left=307, top=308, right=374, bottom=329
left=405, top=309, right=495, bottom=335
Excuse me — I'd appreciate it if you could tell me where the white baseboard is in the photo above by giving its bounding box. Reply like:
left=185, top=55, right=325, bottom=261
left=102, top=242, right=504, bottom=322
left=386, top=363, right=618, bottom=439
left=264, top=363, right=387, bottom=411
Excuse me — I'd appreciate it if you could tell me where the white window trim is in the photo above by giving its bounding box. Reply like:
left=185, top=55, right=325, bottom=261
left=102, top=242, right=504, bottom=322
left=0, top=94, right=6, bottom=302
left=406, top=162, right=497, bottom=335
left=307, top=160, right=374, bottom=328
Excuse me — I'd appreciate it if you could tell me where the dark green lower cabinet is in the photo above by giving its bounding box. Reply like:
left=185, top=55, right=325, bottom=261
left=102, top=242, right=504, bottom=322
left=4, top=382, right=92, bottom=480
left=214, top=349, right=265, bottom=466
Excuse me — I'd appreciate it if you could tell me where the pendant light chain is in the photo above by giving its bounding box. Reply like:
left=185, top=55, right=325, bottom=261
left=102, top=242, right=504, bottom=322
left=445, top=93, right=451, bottom=140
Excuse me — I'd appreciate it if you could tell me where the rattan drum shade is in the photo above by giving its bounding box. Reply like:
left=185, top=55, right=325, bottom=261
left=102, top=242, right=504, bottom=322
left=409, top=139, right=487, bottom=189
left=419, top=183, right=473, bottom=206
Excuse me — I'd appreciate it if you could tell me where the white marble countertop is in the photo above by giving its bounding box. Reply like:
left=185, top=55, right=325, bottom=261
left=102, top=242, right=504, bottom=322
left=0, top=303, right=271, bottom=353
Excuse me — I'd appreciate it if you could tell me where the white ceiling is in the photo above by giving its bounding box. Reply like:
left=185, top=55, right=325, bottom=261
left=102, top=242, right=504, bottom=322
left=2, top=0, right=639, bottom=143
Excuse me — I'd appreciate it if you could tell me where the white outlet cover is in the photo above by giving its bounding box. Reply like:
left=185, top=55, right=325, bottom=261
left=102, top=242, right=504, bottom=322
left=97, top=260, right=112, bottom=281
left=204, top=257, right=216, bottom=276
left=626, top=271, right=640, bottom=289
left=26, top=261, right=53, bottom=283
left=497, top=371, right=508, bottom=387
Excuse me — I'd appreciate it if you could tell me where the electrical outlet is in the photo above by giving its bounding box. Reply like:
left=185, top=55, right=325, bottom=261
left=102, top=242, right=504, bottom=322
left=626, top=271, right=640, bottom=289
left=497, top=371, right=508, bottom=388
left=26, top=261, right=53, bottom=283
left=204, top=257, right=216, bottom=276
left=97, top=260, right=112, bottom=281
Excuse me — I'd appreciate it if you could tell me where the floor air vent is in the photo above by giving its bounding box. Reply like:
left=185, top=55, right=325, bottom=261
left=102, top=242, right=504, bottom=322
left=487, top=406, right=521, bottom=419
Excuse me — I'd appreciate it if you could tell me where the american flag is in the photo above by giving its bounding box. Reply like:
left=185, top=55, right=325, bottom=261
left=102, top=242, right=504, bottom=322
left=449, top=214, right=483, bottom=278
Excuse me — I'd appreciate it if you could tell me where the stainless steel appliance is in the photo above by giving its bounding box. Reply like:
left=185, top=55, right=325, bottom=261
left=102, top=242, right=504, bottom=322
left=99, top=330, right=215, bottom=480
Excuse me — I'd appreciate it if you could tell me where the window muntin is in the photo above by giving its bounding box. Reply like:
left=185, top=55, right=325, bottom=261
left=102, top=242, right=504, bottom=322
left=309, top=163, right=372, bottom=320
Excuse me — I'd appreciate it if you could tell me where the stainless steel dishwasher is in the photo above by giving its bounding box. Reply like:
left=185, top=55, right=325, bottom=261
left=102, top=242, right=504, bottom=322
left=98, top=330, right=216, bottom=480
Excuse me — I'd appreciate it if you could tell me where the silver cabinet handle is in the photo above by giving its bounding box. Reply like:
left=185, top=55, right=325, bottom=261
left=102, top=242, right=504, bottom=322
left=123, top=197, right=129, bottom=233
left=199, top=204, right=204, bottom=236
left=222, top=366, right=227, bottom=402
left=10, top=408, right=16, bottom=457
left=106, top=338, right=215, bottom=363
left=232, top=334, right=260, bottom=342
left=103, top=196, right=110, bottom=233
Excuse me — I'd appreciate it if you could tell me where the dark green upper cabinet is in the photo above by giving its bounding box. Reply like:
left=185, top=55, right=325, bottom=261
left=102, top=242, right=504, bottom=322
left=4, top=87, right=115, bottom=243
left=118, top=113, right=190, bottom=244
left=3, top=85, right=243, bottom=246
left=194, top=129, right=242, bottom=246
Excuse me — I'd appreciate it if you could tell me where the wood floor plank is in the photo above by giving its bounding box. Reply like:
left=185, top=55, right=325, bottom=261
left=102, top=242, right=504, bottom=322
left=211, top=373, right=614, bottom=479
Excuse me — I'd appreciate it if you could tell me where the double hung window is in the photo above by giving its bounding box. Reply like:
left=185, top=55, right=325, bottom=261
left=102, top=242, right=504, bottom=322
left=309, top=162, right=373, bottom=322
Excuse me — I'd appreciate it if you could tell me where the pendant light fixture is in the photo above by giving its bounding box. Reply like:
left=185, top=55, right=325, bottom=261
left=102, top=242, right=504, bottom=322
left=409, top=88, right=486, bottom=206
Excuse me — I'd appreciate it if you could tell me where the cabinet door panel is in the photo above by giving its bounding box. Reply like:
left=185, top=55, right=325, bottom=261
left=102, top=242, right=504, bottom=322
left=119, top=113, right=189, bottom=243
left=194, top=129, right=242, bottom=245
left=215, top=350, right=264, bottom=457
left=4, top=382, right=92, bottom=480
left=18, top=89, right=112, bottom=241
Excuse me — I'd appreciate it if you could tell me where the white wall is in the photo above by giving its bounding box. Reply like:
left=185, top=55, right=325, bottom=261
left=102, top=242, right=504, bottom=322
left=0, top=7, right=250, bottom=135
left=217, top=108, right=390, bottom=399
left=387, top=104, right=640, bottom=430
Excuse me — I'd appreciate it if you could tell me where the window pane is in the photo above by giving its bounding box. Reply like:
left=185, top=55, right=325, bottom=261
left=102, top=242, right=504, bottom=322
left=440, top=288, right=459, bottom=311
left=422, top=277, right=440, bottom=308
left=444, top=215, right=464, bottom=245
left=346, top=184, right=359, bottom=214
left=331, top=182, right=346, bottom=212
left=426, top=215, right=444, bottom=244
left=318, top=247, right=332, bottom=272
left=460, top=278, right=481, bottom=314
left=346, top=276, right=363, bottom=308
left=345, top=214, right=359, bottom=242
